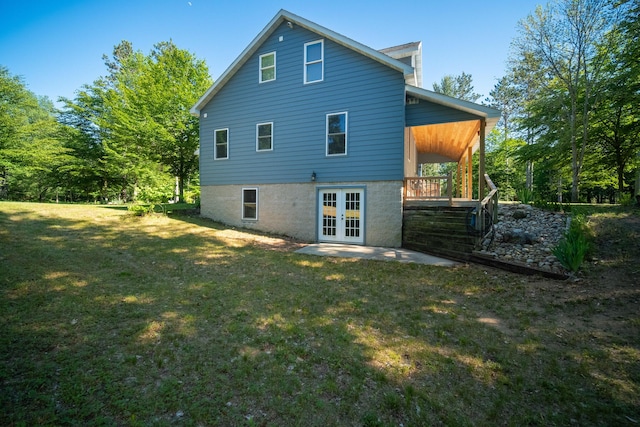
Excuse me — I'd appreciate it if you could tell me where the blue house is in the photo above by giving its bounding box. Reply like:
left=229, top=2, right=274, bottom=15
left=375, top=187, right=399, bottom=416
left=191, top=9, right=500, bottom=252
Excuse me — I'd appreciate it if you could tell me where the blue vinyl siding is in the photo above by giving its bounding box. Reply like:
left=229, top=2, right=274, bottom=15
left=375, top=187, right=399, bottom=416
left=199, top=22, right=406, bottom=186
left=405, top=101, right=479, bottom=127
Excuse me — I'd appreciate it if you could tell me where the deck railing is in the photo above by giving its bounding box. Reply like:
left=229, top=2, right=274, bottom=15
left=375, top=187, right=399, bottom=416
left=404, top=171, right=453, bottom=205
left=475, top=173, right=499, bottom=244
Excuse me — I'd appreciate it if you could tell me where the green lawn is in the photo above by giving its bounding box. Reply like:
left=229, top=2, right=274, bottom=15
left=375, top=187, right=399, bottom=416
left=1, top=202, right=638, bottom=426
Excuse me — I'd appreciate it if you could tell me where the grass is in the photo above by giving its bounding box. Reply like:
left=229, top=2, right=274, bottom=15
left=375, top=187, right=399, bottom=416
left=1, top=202, right=638, bottom=426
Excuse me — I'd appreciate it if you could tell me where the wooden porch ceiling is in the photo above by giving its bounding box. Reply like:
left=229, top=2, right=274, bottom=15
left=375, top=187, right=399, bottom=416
left=411, top=119, right=480, bottom=162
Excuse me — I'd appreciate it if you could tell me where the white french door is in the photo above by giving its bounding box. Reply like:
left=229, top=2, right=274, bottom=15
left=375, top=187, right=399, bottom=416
left=318, top=189, right=364, bottom=244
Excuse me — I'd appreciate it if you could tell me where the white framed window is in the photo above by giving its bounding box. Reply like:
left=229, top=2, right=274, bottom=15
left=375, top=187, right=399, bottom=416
left=304, top=40, right=324, bottom=84
left=242, top=188, right=258, bottom=220
left=256, top=122, right=273, bottom=151
left=259, top=52, right=276, bottom=83
left=214, top=128, right=229, bottom=160
left=326, top=112, right=347, bottom=156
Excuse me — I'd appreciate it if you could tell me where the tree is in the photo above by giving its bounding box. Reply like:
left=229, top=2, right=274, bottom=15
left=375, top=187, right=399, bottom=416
left=99, top=40, right=211, bottom=202
left=131, top=41, right=211, bottom=202
left=0, top=66, right=31, bottom=198
left=432, top=72, right=481, bottom=102
left=513, top=0, right=623, bottom=202
left=60, top=40, right=211, bottom=202
left=484, top=129, right=526, bottom=201
left=614, top=0, right=640, bottom=200
left=0, top=67, right=70, bottom=200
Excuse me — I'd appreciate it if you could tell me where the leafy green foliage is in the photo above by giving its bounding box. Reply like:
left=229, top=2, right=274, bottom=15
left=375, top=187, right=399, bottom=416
left=0, top=67, right=72, bottom=200
left=516, top=187, right=534, bottom=204
left=553, top=214, right=591, bottom=272
left=485, top=130, right=527, bottom=201
left=432, top=72, right=481, bottom=102
left=58, top=40, right=211, bottom=203
left=127, top=203, right=156, bottom=216
left=509, top=0, right=630, bottom=203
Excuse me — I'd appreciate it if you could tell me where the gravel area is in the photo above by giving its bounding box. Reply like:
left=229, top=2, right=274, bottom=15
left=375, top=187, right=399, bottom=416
left=478, top=203, right=569, bottom=274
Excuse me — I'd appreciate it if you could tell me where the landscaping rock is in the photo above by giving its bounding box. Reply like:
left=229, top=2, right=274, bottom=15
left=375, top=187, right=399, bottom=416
left=479, top=203, right=569, bottom=274
left=512, top=209, right=529, bottom=219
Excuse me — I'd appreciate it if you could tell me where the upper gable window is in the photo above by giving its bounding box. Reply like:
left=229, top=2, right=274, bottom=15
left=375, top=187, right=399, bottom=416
left=326, top=112, right=347, bottom=156
left=304, top=40, right=324, bottom=84
left=259, top=52, right=276, bottom=83
left=214, top=128, right=228, bottom=160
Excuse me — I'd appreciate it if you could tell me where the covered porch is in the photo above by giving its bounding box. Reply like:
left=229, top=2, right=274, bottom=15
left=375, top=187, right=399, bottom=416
left=401, top=86, right=501, bottom=258
left=403, top=85, right=501, bottom=206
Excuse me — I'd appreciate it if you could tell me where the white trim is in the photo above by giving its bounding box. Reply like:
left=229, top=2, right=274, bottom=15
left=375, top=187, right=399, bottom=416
left=256, top=122, right=274, bottom=152
left=317, top=188, right=364, bottom=244
left=241, top=187, right=259, bottom=220
left=214, top=128, right=229, bottom=160
left=259, top=51, right=276, bottom=83
left=326, top=111, right=348, bottom=156
left=304, top=39, right=324, bottom=84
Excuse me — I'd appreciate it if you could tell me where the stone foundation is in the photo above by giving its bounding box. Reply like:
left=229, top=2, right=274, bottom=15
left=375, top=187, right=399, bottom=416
left=200, top=181, right=403, bottom=247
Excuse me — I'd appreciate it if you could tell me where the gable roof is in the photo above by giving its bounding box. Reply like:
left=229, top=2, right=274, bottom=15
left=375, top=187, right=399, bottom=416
left=379, top=42, right=423, bottom=88
left=190, top=9, right=415, bottom=116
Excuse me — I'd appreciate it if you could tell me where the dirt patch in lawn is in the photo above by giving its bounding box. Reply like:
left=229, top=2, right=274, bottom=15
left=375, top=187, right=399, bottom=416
left=500, top=210, right=640, bottom=345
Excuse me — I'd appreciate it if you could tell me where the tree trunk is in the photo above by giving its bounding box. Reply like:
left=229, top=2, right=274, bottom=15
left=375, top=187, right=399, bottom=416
left=635, top=163, right=640, bottom=206
left=174, top=176, right=180, bottom=203
left=526, top=161, right=534, bottom=191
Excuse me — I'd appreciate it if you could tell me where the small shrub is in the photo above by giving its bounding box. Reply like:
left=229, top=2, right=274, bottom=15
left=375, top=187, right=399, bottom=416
left=517, top=188, right=534, bottom=204
left=127, top=204, right=155, bottom=216
left=618, top=192, right=635, bottom=207
left=533, top=199, right=571, bottom=213
left=553, top=214, right=590, bottom=273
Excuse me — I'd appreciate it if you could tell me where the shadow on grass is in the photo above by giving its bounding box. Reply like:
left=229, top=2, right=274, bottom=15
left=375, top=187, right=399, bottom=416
left=0, top=203, right=638, bottom=426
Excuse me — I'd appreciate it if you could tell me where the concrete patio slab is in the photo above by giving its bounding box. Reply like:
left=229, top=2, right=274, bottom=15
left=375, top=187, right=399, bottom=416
left=295, top=243, right=459, bottom=266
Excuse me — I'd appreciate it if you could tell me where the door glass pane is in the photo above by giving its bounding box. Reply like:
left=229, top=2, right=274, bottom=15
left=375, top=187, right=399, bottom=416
left=322, top=192, right=337, bottom=237
left=344, top=192, right=360, bottom=237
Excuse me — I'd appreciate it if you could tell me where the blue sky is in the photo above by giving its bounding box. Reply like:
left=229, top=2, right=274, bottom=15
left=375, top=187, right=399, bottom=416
left=1, top=0, right=542, bottom=106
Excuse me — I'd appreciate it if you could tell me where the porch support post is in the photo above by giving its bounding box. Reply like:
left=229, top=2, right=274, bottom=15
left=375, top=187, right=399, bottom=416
left=478, top=118, right=486, bottom=199
left=467, top=146, right=473, bottom=199
left=457, top=160, right=463, bottom=198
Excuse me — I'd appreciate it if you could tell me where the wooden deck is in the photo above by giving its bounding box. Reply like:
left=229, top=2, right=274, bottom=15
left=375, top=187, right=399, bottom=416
left=402, top=174, right=498, bottom=260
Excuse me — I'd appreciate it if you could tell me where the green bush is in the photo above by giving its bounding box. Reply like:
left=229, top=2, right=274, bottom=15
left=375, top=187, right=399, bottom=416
left=127, top=204, right=156, bottom=216
left=517, top=188, right=534, bottom=204
left=533, top=199, right=572, bottom=213
left=618, top=192, right=635, bottom=206
left=553, top=214, right=590, bottom=273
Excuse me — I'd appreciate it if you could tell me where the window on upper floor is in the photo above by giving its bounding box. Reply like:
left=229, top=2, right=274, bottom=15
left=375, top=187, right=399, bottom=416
left=242, top=188, right=258, bottom=220
left=256, top=122, right=273, bottom=151
left=304, top=40, right=324, bottom=84
left=214, top=128, right=228, bottom=160
left=326, top=112, right=347, bottom=156
left=259, top=52, right=276, bottom=83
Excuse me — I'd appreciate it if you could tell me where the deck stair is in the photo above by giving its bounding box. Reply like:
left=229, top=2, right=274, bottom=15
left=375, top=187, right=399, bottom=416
left=402, top=204, right=478, bottom=261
